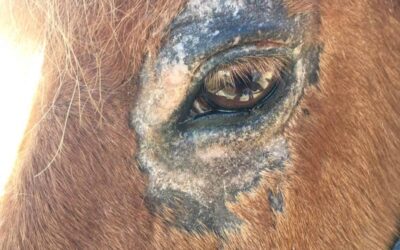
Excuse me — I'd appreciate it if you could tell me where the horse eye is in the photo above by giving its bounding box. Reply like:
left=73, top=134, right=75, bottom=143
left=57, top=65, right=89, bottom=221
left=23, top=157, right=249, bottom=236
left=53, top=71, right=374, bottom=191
left=190, top=56, right=286, bottom=117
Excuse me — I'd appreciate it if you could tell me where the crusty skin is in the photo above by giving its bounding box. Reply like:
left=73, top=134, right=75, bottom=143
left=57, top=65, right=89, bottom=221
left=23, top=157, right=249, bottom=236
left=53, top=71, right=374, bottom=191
left=0, top=0, right=399, bottom=249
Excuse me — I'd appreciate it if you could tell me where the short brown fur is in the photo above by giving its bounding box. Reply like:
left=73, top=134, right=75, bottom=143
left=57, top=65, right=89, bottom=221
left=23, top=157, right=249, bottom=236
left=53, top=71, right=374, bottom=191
left=0, top=0, right=399, bottom=249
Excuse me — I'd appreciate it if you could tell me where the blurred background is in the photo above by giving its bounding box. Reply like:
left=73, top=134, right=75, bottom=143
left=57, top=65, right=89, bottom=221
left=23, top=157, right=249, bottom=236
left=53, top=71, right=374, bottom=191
left=0, top=33, right=43, bottom=195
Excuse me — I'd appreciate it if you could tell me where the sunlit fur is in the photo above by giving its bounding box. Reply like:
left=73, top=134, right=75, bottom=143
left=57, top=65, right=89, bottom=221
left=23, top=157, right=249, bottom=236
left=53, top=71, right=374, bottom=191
left=0, top=0, right=399, bottom=249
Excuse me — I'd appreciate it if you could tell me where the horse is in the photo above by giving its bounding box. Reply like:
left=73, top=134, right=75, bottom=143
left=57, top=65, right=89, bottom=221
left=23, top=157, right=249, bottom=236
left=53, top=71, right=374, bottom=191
left=0, top=0, right=399, bottom=249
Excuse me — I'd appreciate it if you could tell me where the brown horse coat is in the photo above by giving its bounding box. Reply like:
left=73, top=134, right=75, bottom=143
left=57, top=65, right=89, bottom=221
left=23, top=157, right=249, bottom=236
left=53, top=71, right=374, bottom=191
left=0, top=0, right=399, bottom=249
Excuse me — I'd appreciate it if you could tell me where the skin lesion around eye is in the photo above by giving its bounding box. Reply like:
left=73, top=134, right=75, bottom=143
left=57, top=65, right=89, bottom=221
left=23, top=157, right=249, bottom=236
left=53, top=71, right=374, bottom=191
left=131, top=0, right=321, bottom=234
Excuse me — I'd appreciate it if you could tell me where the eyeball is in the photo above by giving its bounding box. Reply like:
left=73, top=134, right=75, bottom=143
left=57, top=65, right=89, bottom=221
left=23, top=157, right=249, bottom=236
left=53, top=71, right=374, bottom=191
left=190, top=56, right=287, bottom=117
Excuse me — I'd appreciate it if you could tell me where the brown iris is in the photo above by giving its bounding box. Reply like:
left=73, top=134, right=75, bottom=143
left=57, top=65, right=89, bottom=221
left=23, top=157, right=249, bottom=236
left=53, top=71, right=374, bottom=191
left=191, top=56, right=286, bottom=116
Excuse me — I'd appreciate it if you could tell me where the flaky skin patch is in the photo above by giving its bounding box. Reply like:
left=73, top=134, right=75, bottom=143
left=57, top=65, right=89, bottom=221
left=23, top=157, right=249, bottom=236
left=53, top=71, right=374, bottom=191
left=0, top=0, right=399, bottom=249
left=131, top=0, right=317, bottom=233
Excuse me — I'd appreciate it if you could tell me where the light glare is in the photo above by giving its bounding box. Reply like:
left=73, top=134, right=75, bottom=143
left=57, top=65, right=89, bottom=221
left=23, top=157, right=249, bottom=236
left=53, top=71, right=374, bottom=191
left=0, top=35, right=43, bottom=195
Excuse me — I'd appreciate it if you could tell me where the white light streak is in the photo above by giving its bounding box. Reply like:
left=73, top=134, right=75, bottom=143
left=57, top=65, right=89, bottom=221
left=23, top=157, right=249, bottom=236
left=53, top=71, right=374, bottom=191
left=0, top=35, right=43, bottom=195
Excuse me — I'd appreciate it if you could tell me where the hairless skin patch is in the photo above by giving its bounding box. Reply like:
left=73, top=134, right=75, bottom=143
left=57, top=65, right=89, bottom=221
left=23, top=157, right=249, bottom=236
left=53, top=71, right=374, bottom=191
left=131, top=0, right=320, bottom=234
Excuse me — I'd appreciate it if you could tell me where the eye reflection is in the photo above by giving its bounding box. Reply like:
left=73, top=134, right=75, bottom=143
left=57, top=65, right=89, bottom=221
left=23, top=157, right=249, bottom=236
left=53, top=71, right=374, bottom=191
left=190, top=56, right=287, bottom=117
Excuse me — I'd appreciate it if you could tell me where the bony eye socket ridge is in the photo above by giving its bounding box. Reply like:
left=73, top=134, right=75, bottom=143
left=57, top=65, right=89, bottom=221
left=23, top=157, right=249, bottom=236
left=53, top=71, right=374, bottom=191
left=189, top=55, right=288, bottom=118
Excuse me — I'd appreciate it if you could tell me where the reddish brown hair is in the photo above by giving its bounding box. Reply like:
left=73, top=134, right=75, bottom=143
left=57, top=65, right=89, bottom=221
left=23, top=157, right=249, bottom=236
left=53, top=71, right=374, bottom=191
left=0, top=0, right=399, bottom=248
